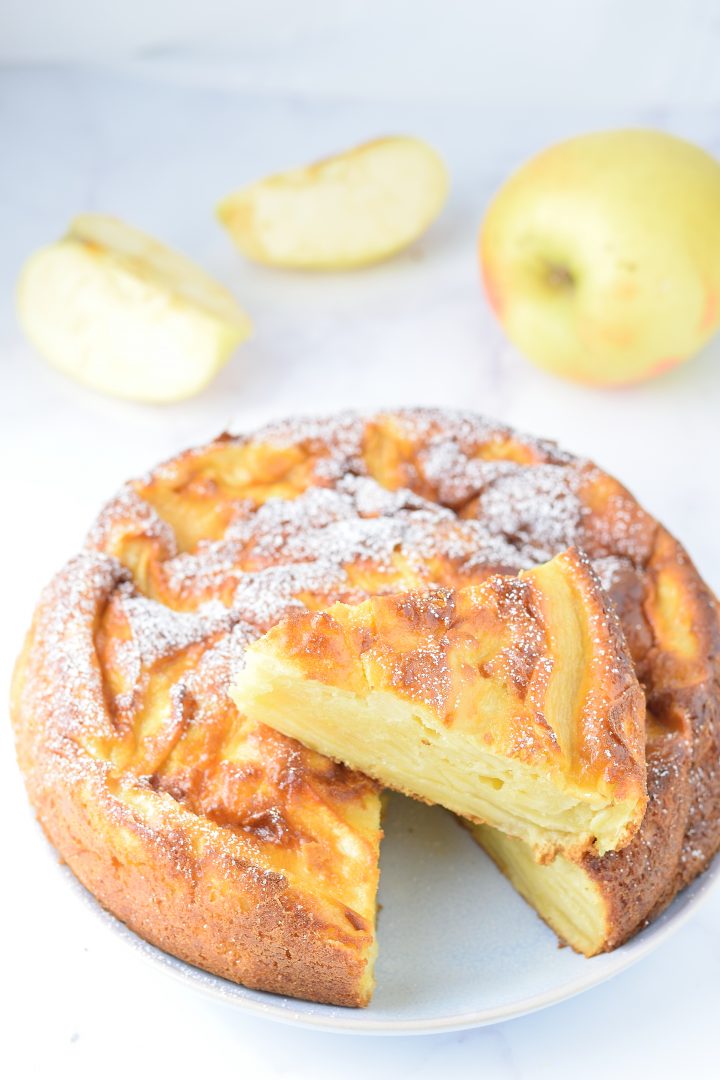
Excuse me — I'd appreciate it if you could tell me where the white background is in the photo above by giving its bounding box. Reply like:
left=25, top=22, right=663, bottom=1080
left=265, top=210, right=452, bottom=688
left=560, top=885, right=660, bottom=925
left=2, top=2, right=720, bottom=1077
left=4, top=0, right=720, bottom=108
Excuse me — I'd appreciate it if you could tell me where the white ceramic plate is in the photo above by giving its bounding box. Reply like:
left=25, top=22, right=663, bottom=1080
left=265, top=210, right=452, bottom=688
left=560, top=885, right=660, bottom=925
left=68, top=792, right=719, bottom=1036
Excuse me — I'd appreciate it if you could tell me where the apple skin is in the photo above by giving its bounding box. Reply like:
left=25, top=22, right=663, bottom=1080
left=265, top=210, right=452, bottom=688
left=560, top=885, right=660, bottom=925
left=479, top=130, right=720, bottom=385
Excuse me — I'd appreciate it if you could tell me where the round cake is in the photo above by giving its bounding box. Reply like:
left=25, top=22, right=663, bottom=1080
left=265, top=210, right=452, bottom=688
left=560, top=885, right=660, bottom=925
left=11, top=409, right=720, bottom=1006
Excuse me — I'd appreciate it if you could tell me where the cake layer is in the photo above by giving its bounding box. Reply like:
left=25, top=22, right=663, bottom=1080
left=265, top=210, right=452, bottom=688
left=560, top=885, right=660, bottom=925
left=232, top=549, right=646, bottom=859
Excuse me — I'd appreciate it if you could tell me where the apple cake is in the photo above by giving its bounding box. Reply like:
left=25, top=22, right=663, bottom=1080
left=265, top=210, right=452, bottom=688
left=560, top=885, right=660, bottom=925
left=11, top=409, right=720, bottom=1003
left=232, top=549, right=646, bottom=860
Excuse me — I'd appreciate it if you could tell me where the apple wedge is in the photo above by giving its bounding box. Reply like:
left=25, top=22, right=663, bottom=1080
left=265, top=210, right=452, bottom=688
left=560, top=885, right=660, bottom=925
left=231, top=550, right=646, bottom=861
left=217, top=136, right=449, bottom=269
left=17, top=214, right=252, bottom=403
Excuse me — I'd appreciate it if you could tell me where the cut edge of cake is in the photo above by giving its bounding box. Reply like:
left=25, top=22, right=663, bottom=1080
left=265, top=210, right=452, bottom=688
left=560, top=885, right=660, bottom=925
left=231, top=548, right=647, bottom=862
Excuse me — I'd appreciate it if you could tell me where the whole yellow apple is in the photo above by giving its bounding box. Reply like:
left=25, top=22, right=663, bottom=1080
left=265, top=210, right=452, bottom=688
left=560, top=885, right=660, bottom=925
left=479, top=130, right=720, bottom=385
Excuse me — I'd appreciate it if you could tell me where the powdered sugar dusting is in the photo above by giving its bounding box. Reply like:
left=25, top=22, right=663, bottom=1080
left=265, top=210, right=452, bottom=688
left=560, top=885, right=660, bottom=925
left=232, top=561, right=354, bottom=629
left=110, top=585, right=247, bottom=707
left=253, top=410, right=367, bottom=483
left=156, top=474, right=531, bottom=625
left=475, top=464, right=587, bottom=564
left=419, top=440, right=519, bottom=506
left=34, top=411, right=652, bottom=742
left=87, top=484, right=178, bottom=558
left=182, top=620, right=257, bottom=704
left=592, top=554, right=635, bottom=594
left=68, top=413, right=612, bottom=710
left=119, top=589, right=236, bottom=666
left=378, top=408, right=572, bottom=466
left=19, top=552, right=129, bottom=751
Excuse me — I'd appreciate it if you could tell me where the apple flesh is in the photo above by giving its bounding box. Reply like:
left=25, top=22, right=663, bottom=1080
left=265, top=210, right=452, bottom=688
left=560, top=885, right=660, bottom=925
left=480, top=130, right=720, bottom=385
left=17, top=214, right=252, bottom=403
left=217, top=136, right=449, bottom=270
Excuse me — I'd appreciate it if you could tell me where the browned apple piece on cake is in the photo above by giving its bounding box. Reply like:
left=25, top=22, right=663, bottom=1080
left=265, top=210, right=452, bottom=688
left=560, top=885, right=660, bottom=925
left=468, top=539, right=720, bottom=956
left=232, top=548, right=646, bottom=860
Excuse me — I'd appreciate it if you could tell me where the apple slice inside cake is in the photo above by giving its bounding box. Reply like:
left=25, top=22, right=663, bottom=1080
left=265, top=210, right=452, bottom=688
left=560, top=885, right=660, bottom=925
left=232, top=548, right=646, bottom=861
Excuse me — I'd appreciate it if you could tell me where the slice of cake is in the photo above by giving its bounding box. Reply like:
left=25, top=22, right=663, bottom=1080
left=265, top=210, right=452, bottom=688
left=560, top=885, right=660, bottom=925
left=232, top=549, right=646, bottom=861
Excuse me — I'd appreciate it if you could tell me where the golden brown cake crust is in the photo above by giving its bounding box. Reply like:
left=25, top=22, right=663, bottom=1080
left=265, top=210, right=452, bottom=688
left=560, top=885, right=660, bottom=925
left=11, top=554, right=378, bottom=1006
left=11, top=408, right=720, bottom=994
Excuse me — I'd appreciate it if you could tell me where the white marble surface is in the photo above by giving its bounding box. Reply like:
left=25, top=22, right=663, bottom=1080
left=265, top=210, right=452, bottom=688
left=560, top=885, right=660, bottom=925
left=5, top=1, right=720, bottom=110
left=2, top=64, right=720, bottom=1079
